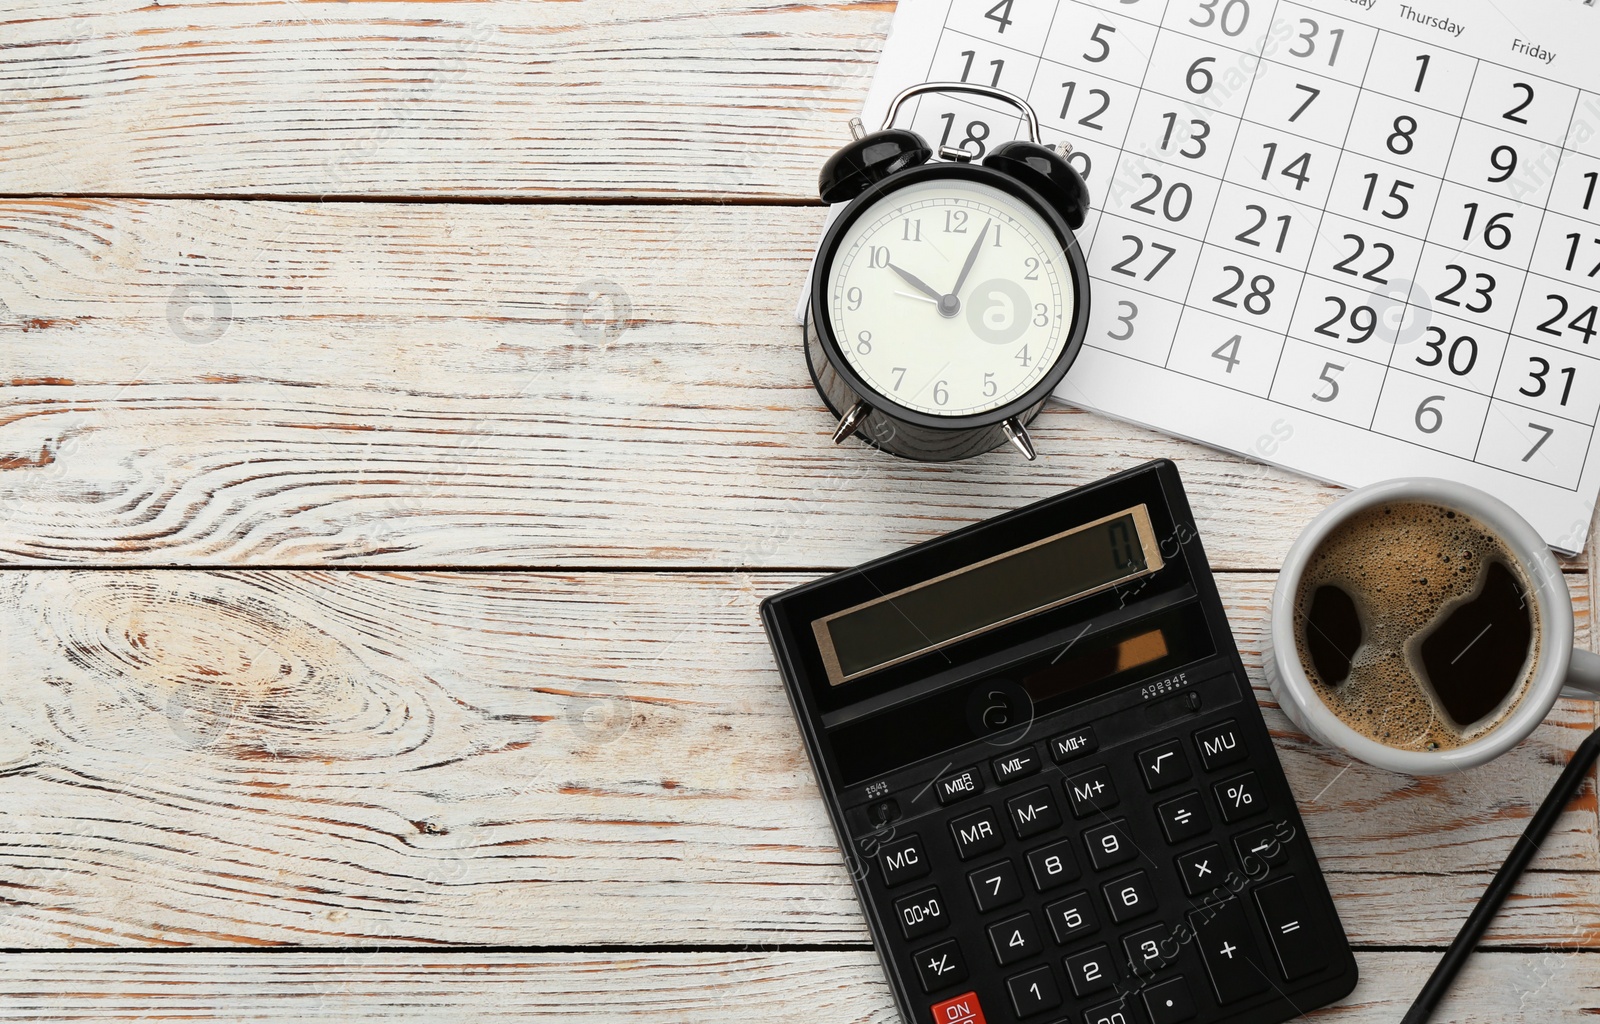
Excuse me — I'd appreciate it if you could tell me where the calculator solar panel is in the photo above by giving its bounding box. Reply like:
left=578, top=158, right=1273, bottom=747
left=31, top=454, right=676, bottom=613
left=762, top=461, right=1357, bottom=1024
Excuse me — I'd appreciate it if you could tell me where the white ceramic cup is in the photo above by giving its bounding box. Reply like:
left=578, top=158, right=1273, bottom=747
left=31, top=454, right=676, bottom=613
left=1265, top=478, right=1600, bottom=775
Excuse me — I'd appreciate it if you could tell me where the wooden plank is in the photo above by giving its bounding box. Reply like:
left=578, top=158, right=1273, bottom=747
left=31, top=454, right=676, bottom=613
left=0, top=1, right=884, bottom=200
left=0, top=570, right=1592, bottom=948
left=4, top=199, right=1589, bottom=567
left=0, top=951, right=1595, bottom=1022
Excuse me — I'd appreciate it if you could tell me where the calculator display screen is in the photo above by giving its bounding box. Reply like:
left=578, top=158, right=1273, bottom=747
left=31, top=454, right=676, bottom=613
left=813, top=506, right=1163, bottom=685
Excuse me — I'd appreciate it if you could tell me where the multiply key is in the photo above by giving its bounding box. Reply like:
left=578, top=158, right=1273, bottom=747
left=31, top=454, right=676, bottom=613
left=1176, top=844, right=1224, bottom=897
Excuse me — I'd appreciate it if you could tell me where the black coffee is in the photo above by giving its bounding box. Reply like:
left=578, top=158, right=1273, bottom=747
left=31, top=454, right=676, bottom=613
left=1294, top=502, right=1539, bottom=752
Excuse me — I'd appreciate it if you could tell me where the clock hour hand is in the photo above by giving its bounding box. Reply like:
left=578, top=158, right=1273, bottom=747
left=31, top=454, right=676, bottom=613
left=887, top=262, right=943, bottom=303
left=946, top=219, right=993, bottom=308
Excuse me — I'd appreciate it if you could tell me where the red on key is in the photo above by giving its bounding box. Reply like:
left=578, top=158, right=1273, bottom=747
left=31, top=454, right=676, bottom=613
left=930, top=991, right=986, bottom=1024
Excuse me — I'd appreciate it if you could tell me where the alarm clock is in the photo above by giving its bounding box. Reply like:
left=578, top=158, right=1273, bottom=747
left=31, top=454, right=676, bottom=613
left=805, top=82, right=1093, bottom=462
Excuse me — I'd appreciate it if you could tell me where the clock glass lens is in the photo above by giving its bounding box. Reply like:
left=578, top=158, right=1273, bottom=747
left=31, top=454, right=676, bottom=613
left=825, top=177, right=1076, bottom=417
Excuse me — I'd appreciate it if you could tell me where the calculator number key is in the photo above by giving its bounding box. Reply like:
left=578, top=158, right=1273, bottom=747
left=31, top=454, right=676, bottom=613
left=1138, top=739, right=1192, bottom=791
left=1026, top=838, right=1081, bottom=891
left=1123, top=922, right=1175, bottom=977
left=1007, top=787, right=1063, bottom=839
left=1156, top=790, right=1212, bottom=844
left=950, top=807, right=1006, bottom=860
left=1213, top=772, right=1266, bottom=823
left=1006, top=964, right=1062, bottom=1018
left=1083, top=818, right=1138, bottom=871
left=969, top=860, right=1024, bottom=913
left=1102, top=869, right=1158, bottom=923
left=1066, top=765, right=1121, bottom=817
left=895, top=886, right=948, bottom=941
left=913, top=938, right=970, bottom=993
left=1063, top=943, right=1117, bottom=998
left=1193, top=720, right=1246, bottom=770
left=879, top=834, right=931, bottom=887
left=1045, top=890, right=1099, bottom=944
left=987, top=911, right=1044, bottom=966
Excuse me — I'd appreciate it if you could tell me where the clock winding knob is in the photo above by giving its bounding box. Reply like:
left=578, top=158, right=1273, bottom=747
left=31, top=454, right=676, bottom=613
left=1001, top=418, right=1037, bottom=461
left=833, top=400, right=873, bottom=445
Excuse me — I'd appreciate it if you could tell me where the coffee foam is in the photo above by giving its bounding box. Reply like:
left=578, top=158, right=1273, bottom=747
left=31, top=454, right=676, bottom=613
left=1292, top=501, right=1540, bottom=752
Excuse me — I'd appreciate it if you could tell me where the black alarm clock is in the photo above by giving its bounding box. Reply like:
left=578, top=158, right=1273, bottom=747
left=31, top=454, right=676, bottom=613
left=805, top=82, right=1093, bottom=463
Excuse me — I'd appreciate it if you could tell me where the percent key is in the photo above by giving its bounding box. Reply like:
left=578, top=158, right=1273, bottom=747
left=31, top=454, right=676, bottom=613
left=1213, top=772, right=1265, bottom=824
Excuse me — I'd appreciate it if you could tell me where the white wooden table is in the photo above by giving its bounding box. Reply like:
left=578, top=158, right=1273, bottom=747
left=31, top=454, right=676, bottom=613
left=1, top=3, right=1598, bottom=1019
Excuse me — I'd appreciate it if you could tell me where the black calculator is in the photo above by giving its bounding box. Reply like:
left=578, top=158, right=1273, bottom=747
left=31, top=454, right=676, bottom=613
left=761, top=461, right=1357, bottom=1024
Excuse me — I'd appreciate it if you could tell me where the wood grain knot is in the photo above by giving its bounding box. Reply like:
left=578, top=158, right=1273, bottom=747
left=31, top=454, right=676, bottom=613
left=9, top=572, right=437, bottom=762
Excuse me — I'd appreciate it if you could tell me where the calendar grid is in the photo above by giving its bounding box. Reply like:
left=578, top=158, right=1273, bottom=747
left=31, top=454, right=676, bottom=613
left=863, top=0, right=1600, bottom=533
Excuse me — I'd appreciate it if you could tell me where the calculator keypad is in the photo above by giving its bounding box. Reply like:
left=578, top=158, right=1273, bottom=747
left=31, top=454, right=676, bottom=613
left=853, top=680, right=1349, bottom=1024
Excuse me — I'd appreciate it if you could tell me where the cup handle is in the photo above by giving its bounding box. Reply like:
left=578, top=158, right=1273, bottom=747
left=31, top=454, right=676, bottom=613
left=1563, top=647, right=1600, bottom=700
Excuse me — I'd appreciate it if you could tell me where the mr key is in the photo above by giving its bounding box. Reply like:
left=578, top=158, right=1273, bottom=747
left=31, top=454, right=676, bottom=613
left=762, top=462, right=1358, bottom=1024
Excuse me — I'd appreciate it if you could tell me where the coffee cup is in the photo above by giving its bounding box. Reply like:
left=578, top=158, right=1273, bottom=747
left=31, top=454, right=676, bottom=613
left=1266, top=478, right=1600, bottom=775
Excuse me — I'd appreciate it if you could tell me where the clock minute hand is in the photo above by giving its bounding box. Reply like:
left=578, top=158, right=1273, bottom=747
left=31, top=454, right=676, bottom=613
left=888, top=262, right=943, bottom=302
left=947, top=219, right=992, bottom=303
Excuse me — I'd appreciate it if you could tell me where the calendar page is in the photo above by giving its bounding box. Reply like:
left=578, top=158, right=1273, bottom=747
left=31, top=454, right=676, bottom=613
left=843, top=0, right=1600, bottom=553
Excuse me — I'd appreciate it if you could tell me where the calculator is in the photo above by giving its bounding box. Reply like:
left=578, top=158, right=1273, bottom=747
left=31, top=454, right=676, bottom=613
left=761, top=460, right=1357, bottom=1024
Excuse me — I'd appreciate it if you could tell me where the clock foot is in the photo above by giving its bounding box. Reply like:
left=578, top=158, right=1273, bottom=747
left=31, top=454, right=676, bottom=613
left=1002, top=418, right=1037, bottom=461
left=832, top=401, right=872, bottom=445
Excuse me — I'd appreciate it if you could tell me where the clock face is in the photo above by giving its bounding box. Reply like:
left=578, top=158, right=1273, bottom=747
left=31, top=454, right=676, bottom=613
left=825, top=176, right=1077, bottom=418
